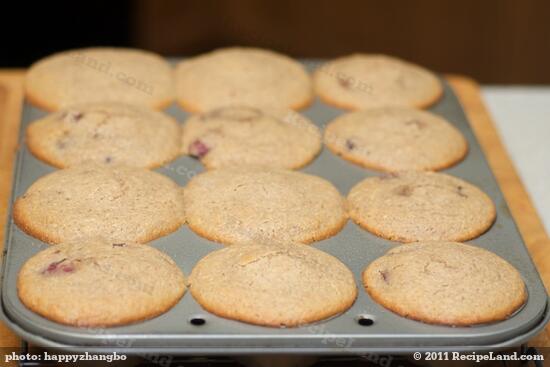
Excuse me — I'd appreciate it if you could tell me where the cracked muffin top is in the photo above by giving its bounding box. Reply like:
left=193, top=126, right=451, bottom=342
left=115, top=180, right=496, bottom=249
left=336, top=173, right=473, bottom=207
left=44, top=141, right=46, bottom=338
left=189, top=242, right=357, bottom=327
left=362, top=241, right=527, bottom=326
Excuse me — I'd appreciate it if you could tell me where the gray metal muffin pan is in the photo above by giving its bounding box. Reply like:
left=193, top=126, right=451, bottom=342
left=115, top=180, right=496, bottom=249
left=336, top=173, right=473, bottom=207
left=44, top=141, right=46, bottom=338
left=1, top=60, right=548, bottom=355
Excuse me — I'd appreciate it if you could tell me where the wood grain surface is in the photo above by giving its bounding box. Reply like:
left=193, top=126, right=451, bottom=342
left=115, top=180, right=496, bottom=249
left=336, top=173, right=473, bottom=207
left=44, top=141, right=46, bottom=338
left=0, top=71, right=547, bottom=352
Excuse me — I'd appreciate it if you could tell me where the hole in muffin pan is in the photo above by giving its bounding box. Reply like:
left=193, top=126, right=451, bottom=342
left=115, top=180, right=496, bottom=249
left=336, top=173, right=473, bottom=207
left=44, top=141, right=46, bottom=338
left=356, top=315, right=375, bottom=326
left=189, top=317, right=206, bottom=326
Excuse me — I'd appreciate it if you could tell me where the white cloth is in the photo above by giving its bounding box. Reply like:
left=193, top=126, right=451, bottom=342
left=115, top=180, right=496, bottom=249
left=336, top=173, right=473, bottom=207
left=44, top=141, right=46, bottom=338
left=482, top=86, right=550, bottom=233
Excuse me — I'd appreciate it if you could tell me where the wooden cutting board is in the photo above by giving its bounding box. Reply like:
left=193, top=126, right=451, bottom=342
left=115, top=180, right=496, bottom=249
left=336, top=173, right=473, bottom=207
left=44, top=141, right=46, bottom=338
left=0, top=70, right=548, bottom=351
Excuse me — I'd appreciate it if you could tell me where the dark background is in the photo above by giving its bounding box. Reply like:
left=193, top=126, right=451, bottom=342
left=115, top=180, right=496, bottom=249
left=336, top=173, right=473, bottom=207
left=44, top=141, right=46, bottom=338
left=2, top=0, right=549, bottom=83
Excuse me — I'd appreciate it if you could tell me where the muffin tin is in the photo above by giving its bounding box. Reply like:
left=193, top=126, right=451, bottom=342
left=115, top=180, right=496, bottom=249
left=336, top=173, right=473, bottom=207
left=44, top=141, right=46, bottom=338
left=1, top=60, right=548, bottom=354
